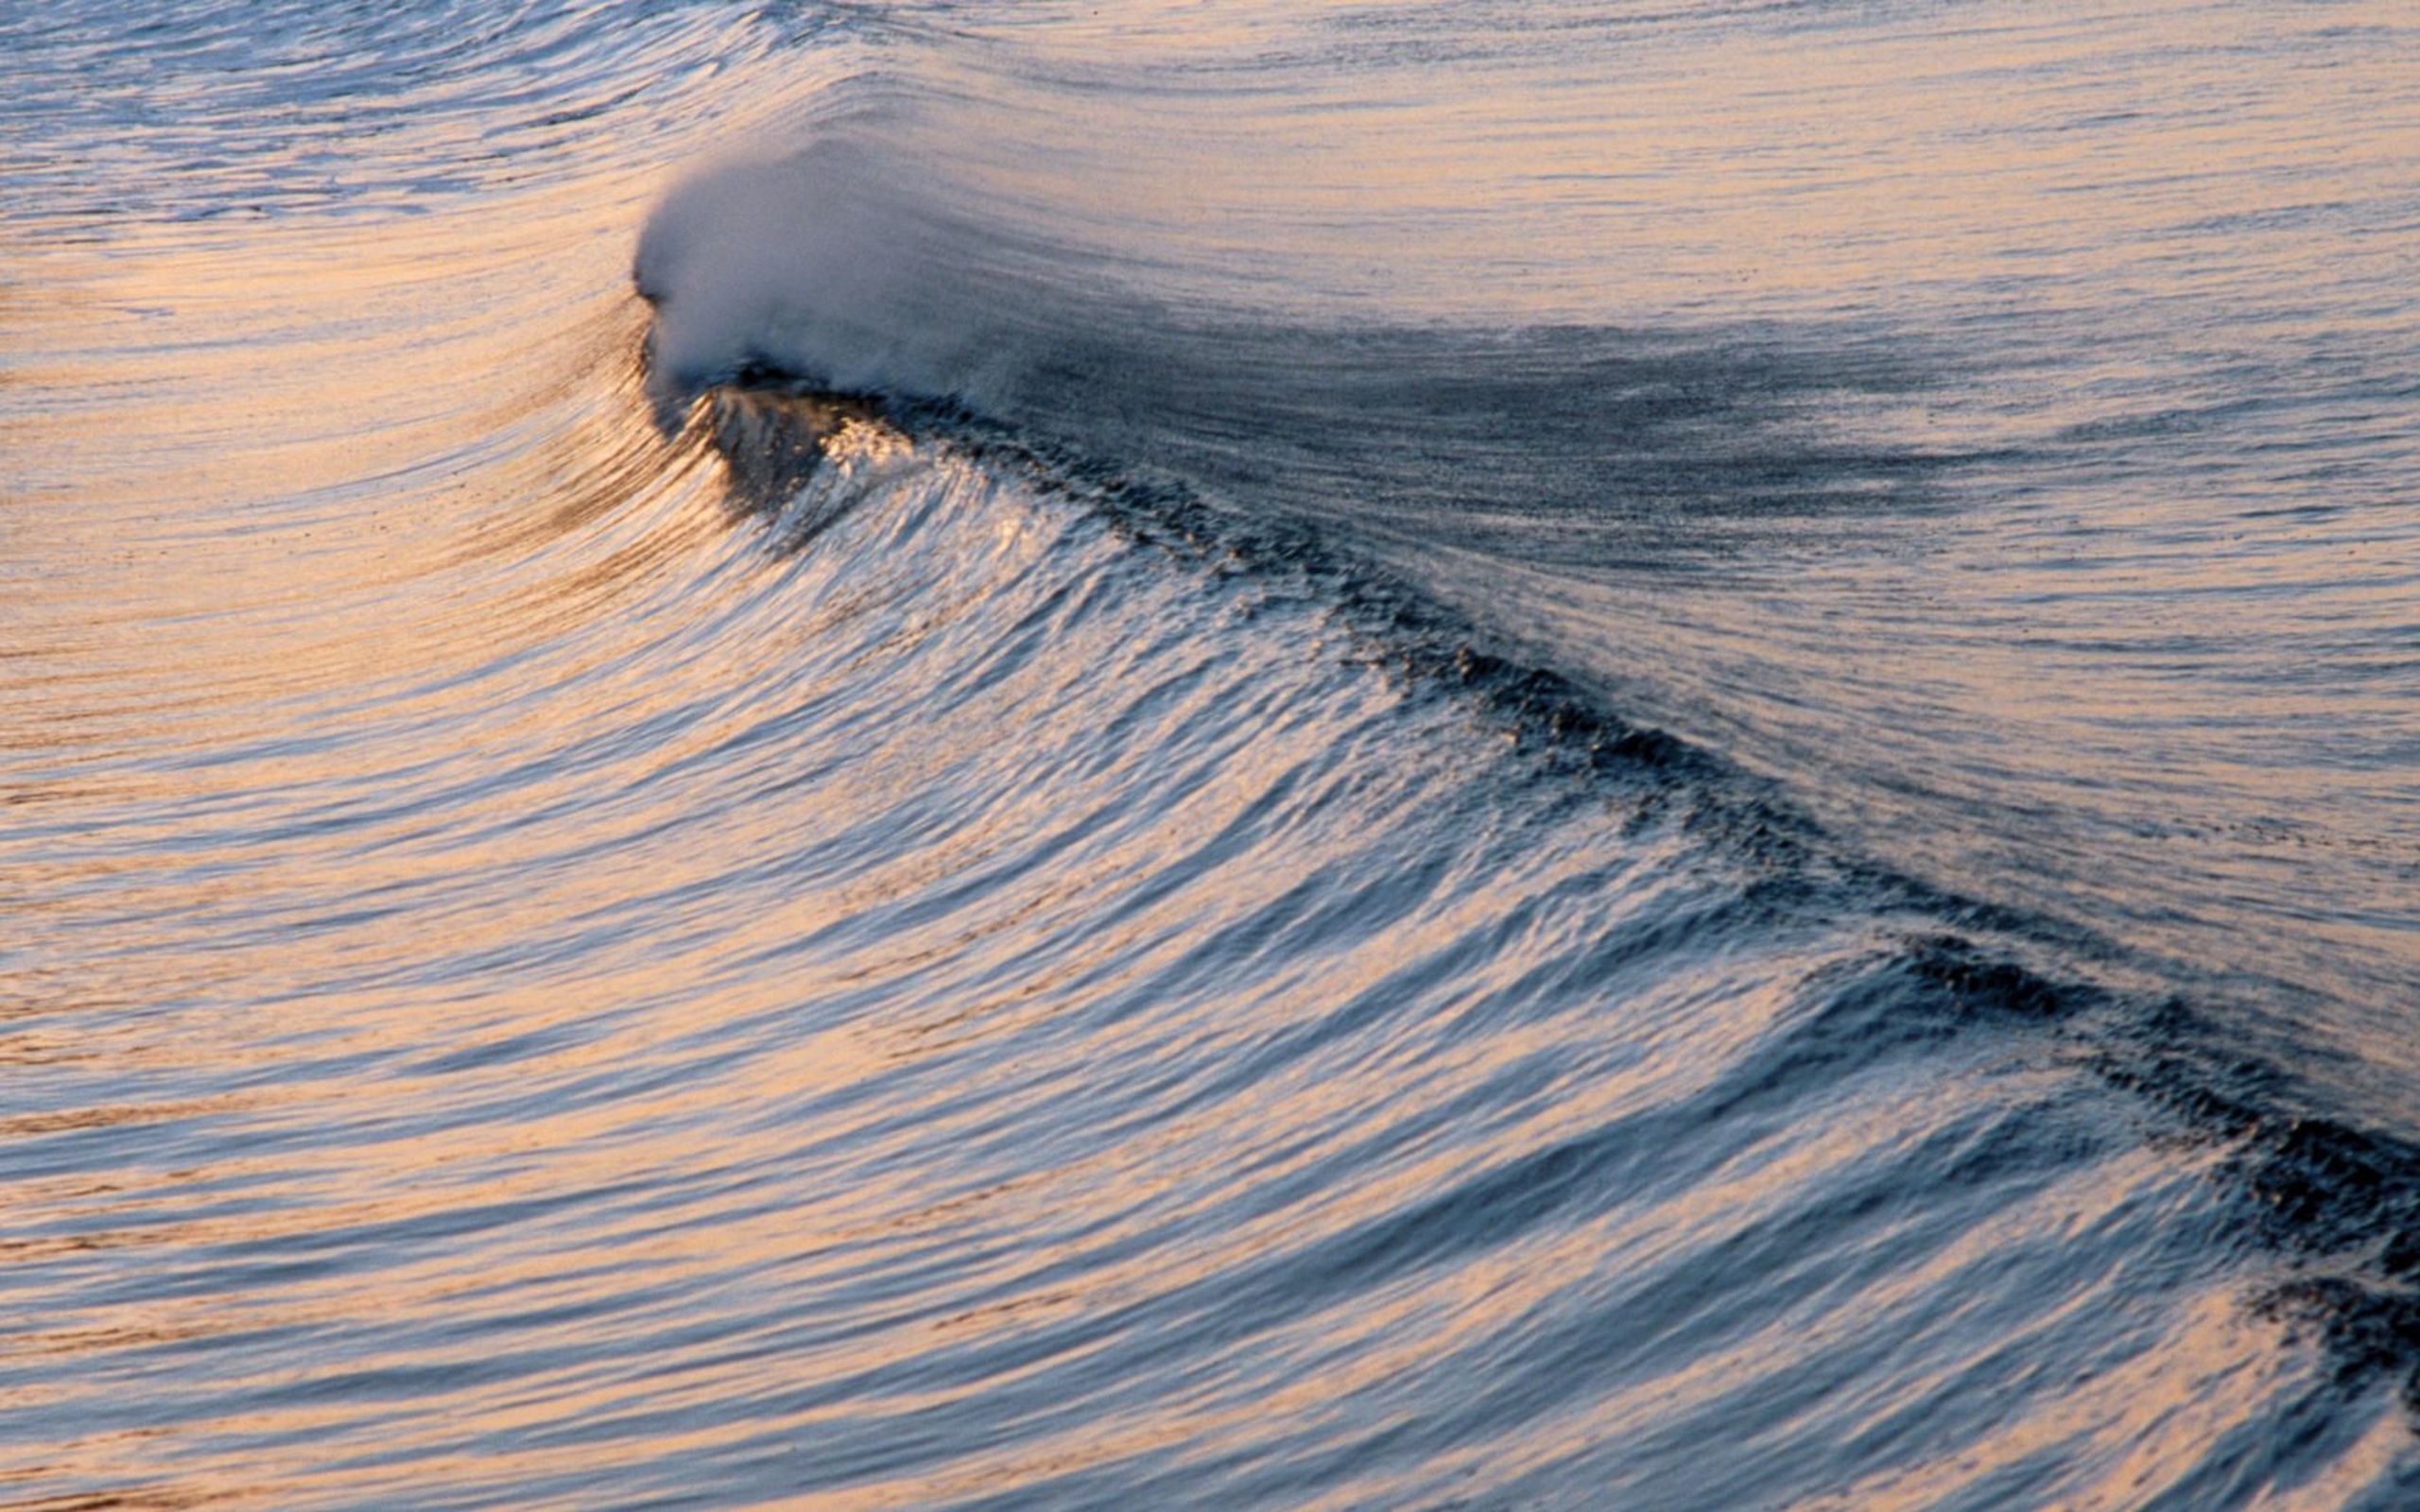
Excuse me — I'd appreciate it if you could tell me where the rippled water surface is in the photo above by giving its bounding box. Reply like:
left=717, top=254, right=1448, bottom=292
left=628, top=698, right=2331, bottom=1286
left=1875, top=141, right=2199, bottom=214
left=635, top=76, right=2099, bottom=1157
left=7, top=2, right=2419, bottom=1506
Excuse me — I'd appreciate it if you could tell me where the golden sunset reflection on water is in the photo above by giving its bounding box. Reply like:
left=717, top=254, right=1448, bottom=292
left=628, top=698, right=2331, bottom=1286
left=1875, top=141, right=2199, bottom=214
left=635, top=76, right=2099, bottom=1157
left=7, top=0, right=2419, bottom=1504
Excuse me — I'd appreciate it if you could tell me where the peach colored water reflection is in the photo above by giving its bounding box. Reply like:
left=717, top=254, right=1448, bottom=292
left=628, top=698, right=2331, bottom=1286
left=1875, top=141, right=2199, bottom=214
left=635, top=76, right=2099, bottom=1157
left=9, top=0, right=2418, bottom=1505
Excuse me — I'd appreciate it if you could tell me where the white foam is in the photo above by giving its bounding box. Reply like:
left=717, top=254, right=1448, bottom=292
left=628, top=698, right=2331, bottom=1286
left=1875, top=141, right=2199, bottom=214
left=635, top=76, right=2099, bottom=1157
left=635, top=135, right=1052, bottom=405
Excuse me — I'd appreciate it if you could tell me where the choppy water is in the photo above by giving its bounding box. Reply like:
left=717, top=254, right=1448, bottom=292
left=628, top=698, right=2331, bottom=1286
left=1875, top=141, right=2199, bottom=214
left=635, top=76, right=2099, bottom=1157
left=6, top=2, right=2419, bottom=1506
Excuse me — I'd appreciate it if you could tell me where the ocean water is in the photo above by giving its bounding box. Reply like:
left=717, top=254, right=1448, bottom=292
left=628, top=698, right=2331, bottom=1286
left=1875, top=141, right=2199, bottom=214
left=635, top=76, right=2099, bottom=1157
left=6, top=1, right=2419, bottom=1506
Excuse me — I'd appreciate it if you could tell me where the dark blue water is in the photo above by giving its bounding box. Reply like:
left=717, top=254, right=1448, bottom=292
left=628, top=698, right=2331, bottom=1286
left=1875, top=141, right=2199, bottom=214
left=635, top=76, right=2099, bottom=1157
left=6, top=1, right=2419, bottom=1505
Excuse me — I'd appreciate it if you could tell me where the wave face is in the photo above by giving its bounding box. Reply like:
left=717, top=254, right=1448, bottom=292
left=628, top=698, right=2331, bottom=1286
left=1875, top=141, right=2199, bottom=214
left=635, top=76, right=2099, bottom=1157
left=7, top=1, right=2420, bottom=1507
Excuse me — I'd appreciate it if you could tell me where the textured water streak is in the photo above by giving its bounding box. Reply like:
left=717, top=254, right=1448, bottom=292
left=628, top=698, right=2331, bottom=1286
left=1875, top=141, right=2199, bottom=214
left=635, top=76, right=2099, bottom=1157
left=638, top=0, right=2420, bottom=1036
left=6, top=1, right=2420, bottom=1507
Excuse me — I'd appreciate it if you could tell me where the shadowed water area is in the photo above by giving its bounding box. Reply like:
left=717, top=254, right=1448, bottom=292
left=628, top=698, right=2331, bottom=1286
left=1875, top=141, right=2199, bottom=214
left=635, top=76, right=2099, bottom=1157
left=5, top=1, right=2419, bottom=1506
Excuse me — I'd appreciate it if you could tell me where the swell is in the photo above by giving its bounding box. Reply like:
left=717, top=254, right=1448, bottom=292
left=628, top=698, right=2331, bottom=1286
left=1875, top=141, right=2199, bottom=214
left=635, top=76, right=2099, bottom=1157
left=677, top=367, right=2420, bottom=1429
left=8, top=0, right=2414, bottom=1495
left=3, top=243, right=2407, bottom=1503
left=632, top=47, right=2420, bottom=1041
left=628, top=116, right=2420, bottom=1418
